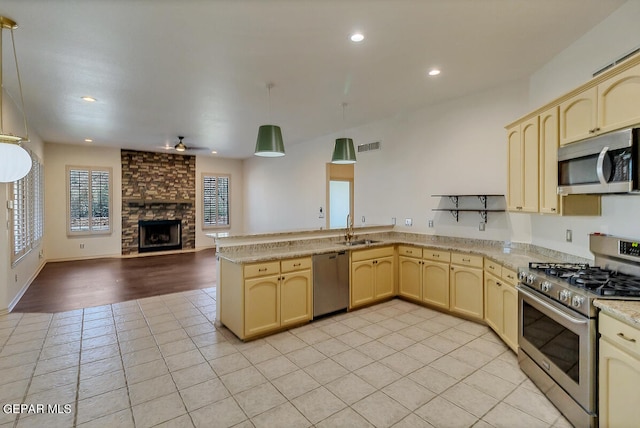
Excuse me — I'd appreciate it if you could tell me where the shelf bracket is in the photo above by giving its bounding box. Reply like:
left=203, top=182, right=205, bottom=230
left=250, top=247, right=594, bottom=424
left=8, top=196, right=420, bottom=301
left=479, top=210, right=488, bottom=223
left=449, top=210, right=459, bottom=222
left=477, top=195, right=487, bottom=207
left=448, top=196, right=459, bottom=208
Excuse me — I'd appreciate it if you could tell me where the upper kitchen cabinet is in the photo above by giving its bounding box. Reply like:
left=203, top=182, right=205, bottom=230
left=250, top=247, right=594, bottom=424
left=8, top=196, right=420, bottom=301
left=507, top=116, right=539, bottom=212
left=559, top=59, right=640, bottom=146
left=539, top=107, right=560, bottom=214
left=559, top=87, right=597, bottom=146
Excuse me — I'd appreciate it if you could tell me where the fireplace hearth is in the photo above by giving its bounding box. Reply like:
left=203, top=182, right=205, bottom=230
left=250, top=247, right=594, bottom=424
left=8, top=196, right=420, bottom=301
left=138, top=220, right=182, bottom=253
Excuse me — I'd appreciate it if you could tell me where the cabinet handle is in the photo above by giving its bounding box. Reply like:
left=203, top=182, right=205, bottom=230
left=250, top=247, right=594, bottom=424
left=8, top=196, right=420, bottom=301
left=497, top=281, right=502, bottom=287
left=617, top=332, right=637, bottom=343
left=516, top=206, right=522, bottom=210
left=432, top=254, right=439, bottom=258
left=507, top=274, right=515, bottom=280
left=406, top=250, right=413, bottom=254
left=293, top=263, right=301, bottom=267
left=258, top=268, right=268, bottom=272
left=462, top=258, right=471, bottom=262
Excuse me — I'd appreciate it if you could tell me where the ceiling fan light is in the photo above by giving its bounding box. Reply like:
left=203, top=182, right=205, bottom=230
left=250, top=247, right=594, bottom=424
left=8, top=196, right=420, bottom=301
left=175, top=142, right=186, bottom=152
left=0, top=142, right=31, bottom=182
left=254, top=125, right=285, bottom=157
left=331, top=138, right=356, bottom=164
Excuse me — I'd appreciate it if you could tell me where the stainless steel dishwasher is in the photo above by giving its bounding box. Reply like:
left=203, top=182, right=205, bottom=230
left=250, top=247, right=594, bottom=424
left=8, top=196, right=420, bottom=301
left=312, top=251, right=349, bottom=318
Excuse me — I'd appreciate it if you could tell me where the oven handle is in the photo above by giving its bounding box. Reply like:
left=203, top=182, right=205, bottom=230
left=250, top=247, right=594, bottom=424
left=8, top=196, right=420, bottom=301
left=596, top=146, right=610, bottom=186
left=518, top=285, right=588, bottom=326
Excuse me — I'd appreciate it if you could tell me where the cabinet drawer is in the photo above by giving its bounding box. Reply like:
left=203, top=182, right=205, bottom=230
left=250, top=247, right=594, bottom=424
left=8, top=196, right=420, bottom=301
left=423, top=249, right=450, bottom=262
left=351, top=246, right=394, bottom=262
left=451, top=252, right=483, bottom=268
left=600, top=312, right=640, bottom=359
left=484, top=258, right=502, bottom=276
left=501, top=267, right=518, bottom=286
left=244, top=261, right=280, bottom=279
left=398, top=245, right=422, bottom=258
left=281, top=257, right=311, bottom=273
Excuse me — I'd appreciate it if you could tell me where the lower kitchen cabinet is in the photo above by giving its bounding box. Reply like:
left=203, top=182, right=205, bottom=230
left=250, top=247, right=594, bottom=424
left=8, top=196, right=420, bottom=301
left=398, top=246, right=423, bottom=301
left=483, top=259, right=518, bottom=352
left=350, top=246, right=395, bottom=309
left=598, top=312, right=640, bottom=427
left=449, top=253, right=484, bottom=320
left=423, top=250, right=451, bottom=310
left=220, top=257, right=312, bottom=340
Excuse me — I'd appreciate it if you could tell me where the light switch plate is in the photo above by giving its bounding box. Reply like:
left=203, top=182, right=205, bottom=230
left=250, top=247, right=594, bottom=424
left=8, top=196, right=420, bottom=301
left=405, top=218, right=412, bottom=226
left=392, top=217, right=396, bottom=225
left=428, top=220, right=434, bottom=228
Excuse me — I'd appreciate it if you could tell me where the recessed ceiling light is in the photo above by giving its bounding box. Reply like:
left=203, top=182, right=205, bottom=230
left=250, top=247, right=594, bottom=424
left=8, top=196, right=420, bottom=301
left=428, top=69, right=441, bottom=76
left=350, top=33, right=364, bottom=42
left=84, top=138, right=93, bottom=143
left=211, top=150, right=218, bottom=155
left=81, top=96, right=96, bottom=102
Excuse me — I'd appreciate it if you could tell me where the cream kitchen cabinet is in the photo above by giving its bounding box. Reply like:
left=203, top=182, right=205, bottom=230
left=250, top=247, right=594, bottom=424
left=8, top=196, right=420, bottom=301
left=350, top=246, right=395, bottom=309
left=560, top=62, right=640, bottom=146
left=483, top=259, right=518, bottom=352
left=598, top=311, right=640, bottom=428
left=507, top=116, right=539, bottom=213
left=220, top=257, right=312, bottom=340
left=423, top=249, right=451, bottom=310
left=398, top=246, right=422, bottom=301
left=449, top=253, right=484, bottom=320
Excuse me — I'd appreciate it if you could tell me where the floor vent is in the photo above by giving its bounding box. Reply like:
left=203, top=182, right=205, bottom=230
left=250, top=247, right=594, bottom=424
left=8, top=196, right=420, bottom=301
left=593, top=47, right=640, bottom=77
left=357, top=141, right=381, bottom=153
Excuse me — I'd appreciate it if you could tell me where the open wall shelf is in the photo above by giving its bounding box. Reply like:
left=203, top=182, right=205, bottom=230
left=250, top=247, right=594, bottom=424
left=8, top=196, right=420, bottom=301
left=431, top=194, right=505, bottom=222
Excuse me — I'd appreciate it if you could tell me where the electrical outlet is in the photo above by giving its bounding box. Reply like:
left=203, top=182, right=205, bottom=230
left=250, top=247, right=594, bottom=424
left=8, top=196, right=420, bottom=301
left=428, top=220, right=434, bottom=228
left=405, top=218, right=412, bottom=226
left=566, top=229, right=573, bottom=242
left=361, top=216, right=366, bottom=223
left=14, top=274, right=18, bottom=283
left=80, top=243, right=85, bottom=249
left=391, top=217, right=396, bottom=225
left=318, top=206, right=324, bottom=218
left=479, top=222, right=486, bottom=231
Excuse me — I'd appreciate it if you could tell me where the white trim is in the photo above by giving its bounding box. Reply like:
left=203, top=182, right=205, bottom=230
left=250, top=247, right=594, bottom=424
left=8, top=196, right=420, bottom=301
left=7, top=259, right=46, bottom=313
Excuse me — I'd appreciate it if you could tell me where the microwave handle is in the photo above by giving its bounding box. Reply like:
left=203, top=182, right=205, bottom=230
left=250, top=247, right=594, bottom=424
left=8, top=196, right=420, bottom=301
left=596, top=146, right=609, bottom=186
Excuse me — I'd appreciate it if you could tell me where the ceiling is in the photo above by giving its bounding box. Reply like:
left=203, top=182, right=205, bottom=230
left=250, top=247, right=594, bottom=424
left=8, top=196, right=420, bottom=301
left=0, top=0, right=626, bottom=159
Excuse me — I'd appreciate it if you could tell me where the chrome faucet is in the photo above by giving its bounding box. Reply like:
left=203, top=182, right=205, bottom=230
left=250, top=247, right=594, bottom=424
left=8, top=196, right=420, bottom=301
left=345, top=213, right=355, bottom=243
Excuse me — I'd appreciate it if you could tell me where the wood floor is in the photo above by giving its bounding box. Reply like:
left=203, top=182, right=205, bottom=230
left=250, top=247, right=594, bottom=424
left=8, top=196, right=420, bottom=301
left=13, top=249, right=217, bottom=313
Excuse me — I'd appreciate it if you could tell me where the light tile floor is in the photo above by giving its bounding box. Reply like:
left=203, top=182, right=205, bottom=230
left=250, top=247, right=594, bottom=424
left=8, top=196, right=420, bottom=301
left=0, top=289, right=573, bottom=427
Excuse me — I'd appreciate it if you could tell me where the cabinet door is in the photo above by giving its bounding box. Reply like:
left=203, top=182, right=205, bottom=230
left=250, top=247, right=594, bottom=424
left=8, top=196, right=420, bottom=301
left=244, top=275, right=280, bottom=337
left=398, top=256, right=421, bottom=301
left=598, top=62, right=640, bottom=135
left=501, top=284, right=518, bottom=352
left=507, top=125, right=523, bottom=211
left=559, top=87, right=598, bottom=145
left=521, top=117, right=539, bottom=212
left=484, top=272, right=502, bottom=334
left=423, top=260, right=450, bottom=310
left=281, top=269, right=311, bottom=327
left=599, top=338, right=640, bottom=428
left=351, top=260, right=375, bottom=308
left=450, top=265, right=483, bottom=320
left=539, top=106, right=559, bottom=214
left=374, top=256, right=395, bottom=300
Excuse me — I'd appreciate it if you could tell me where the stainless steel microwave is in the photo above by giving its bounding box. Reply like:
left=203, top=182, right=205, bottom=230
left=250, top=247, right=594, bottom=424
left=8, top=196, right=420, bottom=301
left=557, top=128, right=640, bottom=195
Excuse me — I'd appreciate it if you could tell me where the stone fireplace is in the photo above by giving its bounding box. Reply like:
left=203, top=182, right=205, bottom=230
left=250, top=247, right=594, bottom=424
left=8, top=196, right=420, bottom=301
left=138, top=219, right=182, bottom=253
left=121, top=150, right=196, bottom=255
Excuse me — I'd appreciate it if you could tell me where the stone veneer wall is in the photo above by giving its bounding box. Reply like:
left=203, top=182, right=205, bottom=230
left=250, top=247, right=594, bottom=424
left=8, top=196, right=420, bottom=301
left=121, top=150, right=196, bottom=255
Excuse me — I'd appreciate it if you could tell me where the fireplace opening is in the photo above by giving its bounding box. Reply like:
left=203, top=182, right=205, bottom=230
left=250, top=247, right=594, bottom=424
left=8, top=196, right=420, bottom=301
left=138, top=220, right=182, bottom=253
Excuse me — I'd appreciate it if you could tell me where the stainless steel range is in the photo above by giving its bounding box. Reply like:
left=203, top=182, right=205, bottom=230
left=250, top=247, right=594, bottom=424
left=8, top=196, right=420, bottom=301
left=517, top=234, right=640, bottom=428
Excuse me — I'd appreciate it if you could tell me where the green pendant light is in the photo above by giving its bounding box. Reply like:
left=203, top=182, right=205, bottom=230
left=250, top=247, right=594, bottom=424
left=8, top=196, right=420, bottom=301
left=254, top=83, right=285, bottom=157
left=331, top=103, right=356, bottom=164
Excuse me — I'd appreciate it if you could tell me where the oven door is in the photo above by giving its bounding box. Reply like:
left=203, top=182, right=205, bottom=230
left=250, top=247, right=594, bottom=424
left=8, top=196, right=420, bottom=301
left=518, top=285, right=596, bottom=413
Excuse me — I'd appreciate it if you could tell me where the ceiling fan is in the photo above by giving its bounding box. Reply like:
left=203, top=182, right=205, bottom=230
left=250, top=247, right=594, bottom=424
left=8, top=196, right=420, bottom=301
left=161, top=136, right=208, bottom=153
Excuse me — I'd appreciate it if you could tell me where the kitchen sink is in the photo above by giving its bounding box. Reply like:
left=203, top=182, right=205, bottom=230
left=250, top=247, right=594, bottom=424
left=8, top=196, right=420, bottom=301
left=339, top=239, right=380, bottom=246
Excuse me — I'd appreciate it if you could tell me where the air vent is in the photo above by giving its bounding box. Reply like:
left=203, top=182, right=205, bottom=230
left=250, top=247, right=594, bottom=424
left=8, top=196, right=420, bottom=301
left=357, top=141, right=381, bottom=153
left=593, top=47, right=640, bottom=77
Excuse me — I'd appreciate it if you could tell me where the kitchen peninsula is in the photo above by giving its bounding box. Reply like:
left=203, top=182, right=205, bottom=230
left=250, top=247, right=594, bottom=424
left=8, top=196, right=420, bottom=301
left=214, top=227, right=588, bottom=342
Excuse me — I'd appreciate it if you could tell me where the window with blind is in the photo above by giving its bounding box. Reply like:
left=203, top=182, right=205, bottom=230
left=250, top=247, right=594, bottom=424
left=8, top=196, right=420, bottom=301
left=67, top=166, right=112, bottom=234
left=11, top=153, right=44, bottom=265
left=202, top=174, right=230, bottom=228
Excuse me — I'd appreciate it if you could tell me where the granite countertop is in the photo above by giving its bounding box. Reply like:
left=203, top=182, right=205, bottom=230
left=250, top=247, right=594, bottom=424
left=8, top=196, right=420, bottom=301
left=217, top=233, right=568, bottom=272
left=594, top=300, right=640, bottom=328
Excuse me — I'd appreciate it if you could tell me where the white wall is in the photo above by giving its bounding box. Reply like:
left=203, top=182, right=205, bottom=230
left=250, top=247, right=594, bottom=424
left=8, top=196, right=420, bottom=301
left=1, top=89, right=45, bottom=311
left=44, top=143, right=122, bottom=261
left=195, top=156, right=244, bottom=247
left=243, top=80, right=531, bottom=241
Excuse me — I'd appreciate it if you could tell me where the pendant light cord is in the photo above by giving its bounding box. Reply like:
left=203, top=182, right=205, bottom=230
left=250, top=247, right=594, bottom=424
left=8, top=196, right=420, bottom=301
left=11, top=27, right=29, bottom=142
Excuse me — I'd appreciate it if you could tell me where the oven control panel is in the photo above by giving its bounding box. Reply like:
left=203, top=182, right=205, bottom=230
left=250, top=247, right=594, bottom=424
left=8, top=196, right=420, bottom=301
left=620, top=240, right=640, bottom=258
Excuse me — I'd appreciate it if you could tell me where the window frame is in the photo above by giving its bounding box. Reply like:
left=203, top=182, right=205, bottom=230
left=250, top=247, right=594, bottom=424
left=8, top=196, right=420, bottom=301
left=10, top=152, right=44, bottom=266
left=201, top=172, right=230, bottom=230
left=66, top=165, right=113, bottom=236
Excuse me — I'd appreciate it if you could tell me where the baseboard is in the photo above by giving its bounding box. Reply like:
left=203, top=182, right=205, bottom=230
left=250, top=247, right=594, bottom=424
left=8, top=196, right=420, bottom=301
left=7, top=259, right=47, bottom=313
